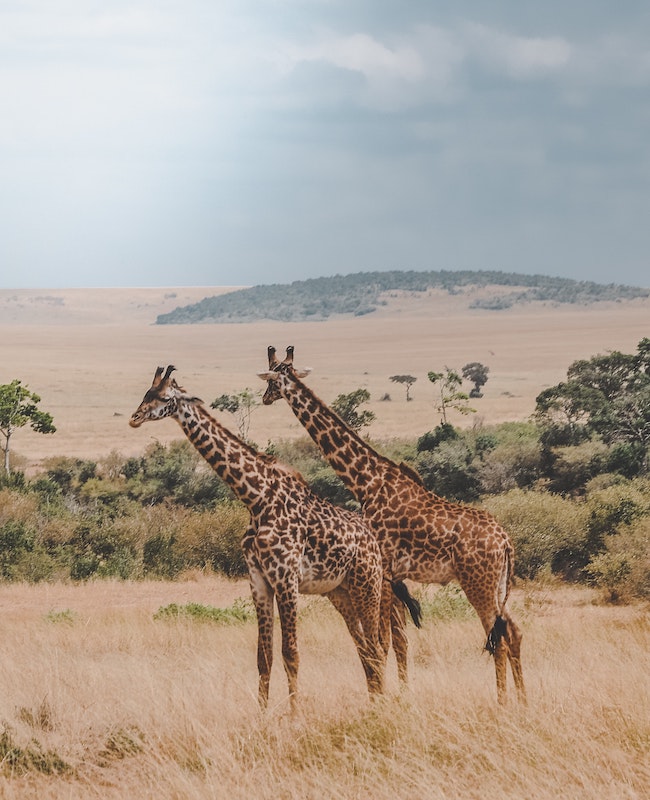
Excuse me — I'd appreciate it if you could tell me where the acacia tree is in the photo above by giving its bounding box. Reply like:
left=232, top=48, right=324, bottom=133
left=535, top=338, right=650, bottom=472
left=0, top=379, right=56, bottom=474
left=389, top=374, right=417, bottom=401
left=462, top=362, right=490, bottom=398
left=211, top=388, right=260, bottom=441
left=331, top=388, right=376, bottom=433
left=427, top=368, right=475, bottom=425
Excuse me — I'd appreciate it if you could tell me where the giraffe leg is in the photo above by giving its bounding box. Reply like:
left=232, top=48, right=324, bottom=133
left=341, top=564, right=386, bottom=697
left=327, top=588, right=384, bottom=695
left=493, top=634, right=509, bottom=705
left=503, top=610, right=526, bottom=703
left=274, top=586, right=300, bottom=709
left=247, top=565, right=275, bottom=709
left=461, top=578, right=511, bottom=704
left=378, top=576, right=394, bottom=664
left=390, top=595, right=409, bottom=683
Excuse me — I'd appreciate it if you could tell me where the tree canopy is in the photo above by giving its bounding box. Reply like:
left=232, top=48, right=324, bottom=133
left=0, top=380, right=56, bottom=473
left=211, top=389, right=260, bottom=442
left=389, top=375, right=417, bottom=401
left=535, top=338, right=650, bottom=473
left=331, top=388, right=376, bottom=433
left=428, top=368, right=476, bottom=425
left=462, top=362, right=490, bottom=398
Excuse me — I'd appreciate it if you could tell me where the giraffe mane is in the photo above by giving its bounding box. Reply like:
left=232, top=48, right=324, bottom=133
left=255, top=452, right=310, bottom=486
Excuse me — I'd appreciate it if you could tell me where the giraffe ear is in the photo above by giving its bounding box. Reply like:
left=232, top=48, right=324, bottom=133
left=295, top=367, right=312, bottom=378
left=257, top=371, right=275, bottom=382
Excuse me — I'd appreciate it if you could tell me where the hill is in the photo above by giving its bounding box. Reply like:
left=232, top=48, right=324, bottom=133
left=155, top=270, right=649, bottom=324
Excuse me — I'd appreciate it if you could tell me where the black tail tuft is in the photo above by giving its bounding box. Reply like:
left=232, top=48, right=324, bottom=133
left=391, top=581, right=423, bottom=629
left=485, top=616, right=508, bottom=655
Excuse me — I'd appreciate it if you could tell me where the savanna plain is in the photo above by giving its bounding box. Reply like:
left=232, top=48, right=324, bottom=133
left=0, top=288, right=649, bottom=799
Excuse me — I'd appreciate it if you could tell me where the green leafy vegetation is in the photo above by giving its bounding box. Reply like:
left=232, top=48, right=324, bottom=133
left=0, top=379, right=56, bottom=474
left=0, top=726, right=71, bottom=776
left=331, top=388, right=376, bottom=433
left=155, top=270, right=649, bottom=324
left=0, top=340, right=648, bottom=602
left=154, top=599, right=255, bottom=624
left=416, top=584, right=475, bottom=621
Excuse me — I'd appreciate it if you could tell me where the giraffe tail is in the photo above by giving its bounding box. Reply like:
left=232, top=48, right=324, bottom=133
left=485, top=616, right=508, bottom=655
left=391, top=580, right=422, bottom=628
left=485, top=544, right=513, bottom=656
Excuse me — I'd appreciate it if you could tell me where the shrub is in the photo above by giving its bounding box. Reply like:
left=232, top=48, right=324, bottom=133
left=143, top=534, right=182, bottom=579
left=308, top=466, right=356, bottom=508
left=584, top=480, right=650, bottom=555
left=154, top=599, right=255, bottom=624
left=476, top=438, right=543, bottom=495
left=416, top=423, right=458, bottom=453
left=415, top=440, right=480, bottom=502
left=482, top=489, right=589, bottom=579
left=544, top=440, right=609, bottom=494
left=0, top=521, right=34, bottom=579
left=417, top=584, right=475, bottom=621
left=587, top=518, right=650, bottom=601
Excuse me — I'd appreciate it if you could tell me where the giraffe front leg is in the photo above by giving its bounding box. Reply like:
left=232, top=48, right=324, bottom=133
left=275, top=586, right=300, bottom=710
left=246, top=561, right=275, bottom=709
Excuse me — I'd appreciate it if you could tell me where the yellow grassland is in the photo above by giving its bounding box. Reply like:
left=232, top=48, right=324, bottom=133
left=0, top=577, right=647, bottom=798
left=1, top=289, right=649, bottom=798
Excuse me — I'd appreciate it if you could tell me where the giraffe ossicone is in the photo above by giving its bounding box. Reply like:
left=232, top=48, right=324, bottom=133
left=259, top=345, right=526, bottom=704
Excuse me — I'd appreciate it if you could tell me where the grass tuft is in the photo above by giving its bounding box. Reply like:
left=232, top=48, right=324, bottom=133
left=0, top=726, right=71, bottom=776
left=153, top=598, right=255, bottom=624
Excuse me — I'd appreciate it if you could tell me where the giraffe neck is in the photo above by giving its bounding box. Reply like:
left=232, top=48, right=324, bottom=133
left=173, top=397, right=276, bottom=512
left=279, top=374, right=390, bottom=503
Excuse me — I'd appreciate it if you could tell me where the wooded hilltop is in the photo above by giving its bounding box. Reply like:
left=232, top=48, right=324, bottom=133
left=155, top=270, right=649, bottom=324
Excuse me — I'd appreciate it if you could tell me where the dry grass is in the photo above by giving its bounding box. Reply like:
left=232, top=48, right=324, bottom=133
left=1, top=288, right=649, bottom=470
left=0, top=578, right=646, bottom=799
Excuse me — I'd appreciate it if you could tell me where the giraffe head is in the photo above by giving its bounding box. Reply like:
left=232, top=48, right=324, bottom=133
left=129, top=365, right=198, bottom=427
left=258, top=345, right=311, bottom=405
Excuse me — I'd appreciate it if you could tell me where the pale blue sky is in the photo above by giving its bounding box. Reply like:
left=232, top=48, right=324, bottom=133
left=1, top=1, right=649, bottom=288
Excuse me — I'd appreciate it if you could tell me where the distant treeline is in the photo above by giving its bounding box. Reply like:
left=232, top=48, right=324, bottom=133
left=155, top=270, right=648, bottom=324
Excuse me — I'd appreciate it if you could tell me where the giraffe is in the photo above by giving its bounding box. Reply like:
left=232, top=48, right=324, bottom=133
left=258, top=347, right=526, bottom=704
left=129, top=365, right=387, bottom=709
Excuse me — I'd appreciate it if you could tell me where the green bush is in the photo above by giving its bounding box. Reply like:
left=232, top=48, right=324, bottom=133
left=587, top=517, right=650, bottom=601
left=482, top=489, right=589, bottom=579
left=544, top=440, right=609, bottom=494
left=153, top=599, right=255, bottom=624
left=415, top=440, right=480, bottom=502
left=584, top=480, right=650, bottom=554
left=143, top=533, right=184, bottom=579
left=417, top=585, right=475, bottom=621
left=0, top=521, right=34, bottom=579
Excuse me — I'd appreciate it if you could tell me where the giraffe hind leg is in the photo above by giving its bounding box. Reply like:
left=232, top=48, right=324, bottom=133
left=485, top=613, right=526, bottom=704
left=327, top=588, right=380, bottom=693
left=390, top=596, right=409, bottom=683
left=503, top=612, right=526, bottom=702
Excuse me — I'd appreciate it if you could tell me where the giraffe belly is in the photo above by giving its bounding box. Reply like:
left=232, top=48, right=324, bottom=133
left=298, top=577, right=343, bottom=594
left=298, top=557, right=347, bottom=594
left=396, top=557, right=456, bottom=585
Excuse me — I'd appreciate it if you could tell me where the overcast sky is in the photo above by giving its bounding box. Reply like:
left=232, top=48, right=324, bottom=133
left=1, top=1, right=649, bottom=289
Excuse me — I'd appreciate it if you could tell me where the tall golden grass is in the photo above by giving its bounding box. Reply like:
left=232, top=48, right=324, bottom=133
left=0, top=578, right=647, bottom=799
